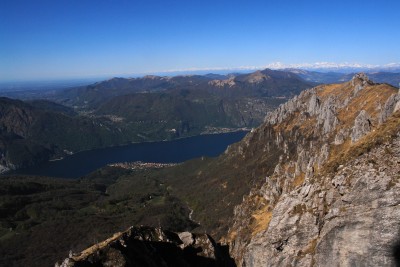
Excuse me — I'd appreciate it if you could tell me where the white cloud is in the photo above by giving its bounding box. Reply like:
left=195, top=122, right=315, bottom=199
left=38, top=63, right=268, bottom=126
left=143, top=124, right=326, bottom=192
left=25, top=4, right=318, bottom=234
left=157, top=62, right=400, bottom=74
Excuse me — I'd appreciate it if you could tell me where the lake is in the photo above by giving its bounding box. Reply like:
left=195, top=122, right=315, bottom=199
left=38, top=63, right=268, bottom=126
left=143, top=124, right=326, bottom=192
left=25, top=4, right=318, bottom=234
left=11, top=131, right=248, bottom=178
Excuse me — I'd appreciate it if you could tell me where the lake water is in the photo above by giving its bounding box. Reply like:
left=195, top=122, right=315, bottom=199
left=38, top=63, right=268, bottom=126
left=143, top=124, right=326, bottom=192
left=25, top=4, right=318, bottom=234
left=11, top=131, right=247, bottom=178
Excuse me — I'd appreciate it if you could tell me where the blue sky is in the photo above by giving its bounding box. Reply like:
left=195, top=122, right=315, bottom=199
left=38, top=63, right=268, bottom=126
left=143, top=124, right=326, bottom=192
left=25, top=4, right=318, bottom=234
left=1, top=0, right=399, bottom=81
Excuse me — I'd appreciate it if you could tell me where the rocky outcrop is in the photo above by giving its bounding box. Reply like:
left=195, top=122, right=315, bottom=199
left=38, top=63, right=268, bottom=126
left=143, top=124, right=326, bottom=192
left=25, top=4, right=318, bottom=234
left=307, top=91, right=320, bottom=116
left=380, top=90, right=400, bottom=123
left=265, top=88, right=341, bottom=136
left=317, top=96, right=339, bottom=135
left=227, top=74, right=400, bottom=266
left=351, top=110, right=372, bottom=142
left=231, top=122, right=400, bottom=267
left=245, top=71, right=271, bottom=84
left=351, top=72, right=373, bottom=95
left=334, top=128, right=348, bottom=145
left=208, top=77, right=236, bottom=87
left=56, top=226, right=235, bottom=267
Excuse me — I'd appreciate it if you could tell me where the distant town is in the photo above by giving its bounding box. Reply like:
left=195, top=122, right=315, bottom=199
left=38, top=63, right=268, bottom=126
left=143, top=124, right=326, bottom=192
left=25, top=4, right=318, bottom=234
left=108, top=161, right=178, bottom=170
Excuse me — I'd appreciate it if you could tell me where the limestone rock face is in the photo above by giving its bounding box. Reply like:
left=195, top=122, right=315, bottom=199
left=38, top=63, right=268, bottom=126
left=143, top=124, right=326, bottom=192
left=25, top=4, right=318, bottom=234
left=380, top=92, right=400, bottom=123
left=351, top=110, right=372, bottom=142
left=317, top=96, right=339, bottom=135
left=228, top=75, right=400, bottom=267
left=395, top=100, right=400, bottom=113
left=234, top=135, right=400, bottom=267
left=307, top=91, right=320, bottom=116
left=178, top=231, right=195, bottom=248
left=265, top=94, right=302, bottom=124
left=334, top=128, right=348, bottom=145
left=351, top=72, right=373, bottom=95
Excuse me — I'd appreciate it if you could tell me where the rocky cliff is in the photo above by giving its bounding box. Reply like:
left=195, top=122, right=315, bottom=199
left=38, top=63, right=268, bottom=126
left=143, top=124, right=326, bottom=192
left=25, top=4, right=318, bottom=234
left=227, top=73, right=400, bottom=266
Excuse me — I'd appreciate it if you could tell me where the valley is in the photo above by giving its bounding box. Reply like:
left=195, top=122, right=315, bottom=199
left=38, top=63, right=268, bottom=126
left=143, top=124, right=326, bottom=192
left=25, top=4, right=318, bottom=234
left=0, top=73, right=399, bottom=266
left=0, top=69, right=311, bottom=173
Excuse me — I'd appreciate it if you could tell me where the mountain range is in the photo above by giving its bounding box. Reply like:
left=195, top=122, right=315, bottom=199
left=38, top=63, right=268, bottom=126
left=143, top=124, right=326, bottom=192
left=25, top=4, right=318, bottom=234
left=1, top=68, right=398, bottom=174
left=285, top=69, right=400, bottom=86
left=53, top=68, right=313, bottom=108
left=0, top=69, right=315, bottom=172
left=0, top=73, right=399, bottom=266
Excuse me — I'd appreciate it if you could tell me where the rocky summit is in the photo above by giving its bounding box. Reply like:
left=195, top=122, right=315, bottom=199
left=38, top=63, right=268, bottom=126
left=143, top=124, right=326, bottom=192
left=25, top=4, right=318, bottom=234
left=54, top=74, right=400, bottom=266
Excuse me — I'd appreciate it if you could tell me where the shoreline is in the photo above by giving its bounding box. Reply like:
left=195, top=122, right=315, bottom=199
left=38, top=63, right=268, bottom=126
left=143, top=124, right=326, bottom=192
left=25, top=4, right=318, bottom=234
left=1, top=130, right=249, bottom=178
left=55, top=128, right=251, bottom=156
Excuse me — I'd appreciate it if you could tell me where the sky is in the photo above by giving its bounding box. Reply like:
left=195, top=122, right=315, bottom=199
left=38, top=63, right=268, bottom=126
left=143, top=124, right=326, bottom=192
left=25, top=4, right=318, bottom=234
left=1, top=0, right=400, bottom=81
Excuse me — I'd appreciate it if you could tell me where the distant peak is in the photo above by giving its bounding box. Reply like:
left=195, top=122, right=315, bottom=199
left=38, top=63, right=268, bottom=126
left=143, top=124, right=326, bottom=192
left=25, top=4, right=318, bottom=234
left=351, top=73, right=374, bottom=93
left=246, top=70, right=270, bottom=83
left=352, top=72, right=370, bottom=82
left=106, top=77, right=123, bottom=81
left=143, top=75, right=161, bottom=79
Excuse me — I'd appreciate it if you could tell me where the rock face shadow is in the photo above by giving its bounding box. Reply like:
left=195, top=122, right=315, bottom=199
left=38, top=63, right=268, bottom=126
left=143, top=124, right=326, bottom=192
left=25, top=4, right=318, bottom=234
left=393, top=238, right=400, bottom=267
left=56, top=226, right=237, bottom=267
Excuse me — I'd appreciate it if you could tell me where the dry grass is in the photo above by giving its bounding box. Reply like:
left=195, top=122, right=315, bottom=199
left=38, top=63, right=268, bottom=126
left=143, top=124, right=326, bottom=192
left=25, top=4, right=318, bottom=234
left=276, top=114, right=317, bottom=140
left=337, top=83, right=397, bottom=127
left=225, top=230, right=237, bottom=243
left=231, top=195, right=275, bottom=237
left=251, top=204, right=272, bottom=237
left=275, top=83, right=397, bottom=146
left=315, top=83, right=398, bottom=175
left=298, top=238, right=318, bottom=257
left=314, top=82, right=397, bottom=135
left=317, top=83, right=348, bottom=100
left=293, top=173, right=305, bottom=188
left=282, top=112, right=300, bottom=131
left=299, top=117, right=317, bottom=135
left=328, top=139, right=352, bottom=164
left=323, top=111, right=400, bottom=174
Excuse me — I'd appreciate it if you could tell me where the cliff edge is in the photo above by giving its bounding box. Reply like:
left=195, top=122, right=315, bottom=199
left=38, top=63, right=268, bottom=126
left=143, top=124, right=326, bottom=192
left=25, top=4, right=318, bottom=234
left=228, top=74, right=400, bottom=266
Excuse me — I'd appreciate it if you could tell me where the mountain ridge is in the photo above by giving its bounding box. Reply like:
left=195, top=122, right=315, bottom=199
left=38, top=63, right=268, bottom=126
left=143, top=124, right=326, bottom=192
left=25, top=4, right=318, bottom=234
left=53, top=68, right=314, bottom=108
left=284, top=68, right=400, bottom=87
left=54, top=73, right=400, bottom=266
left=226, top=74, right=400, bottom=266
